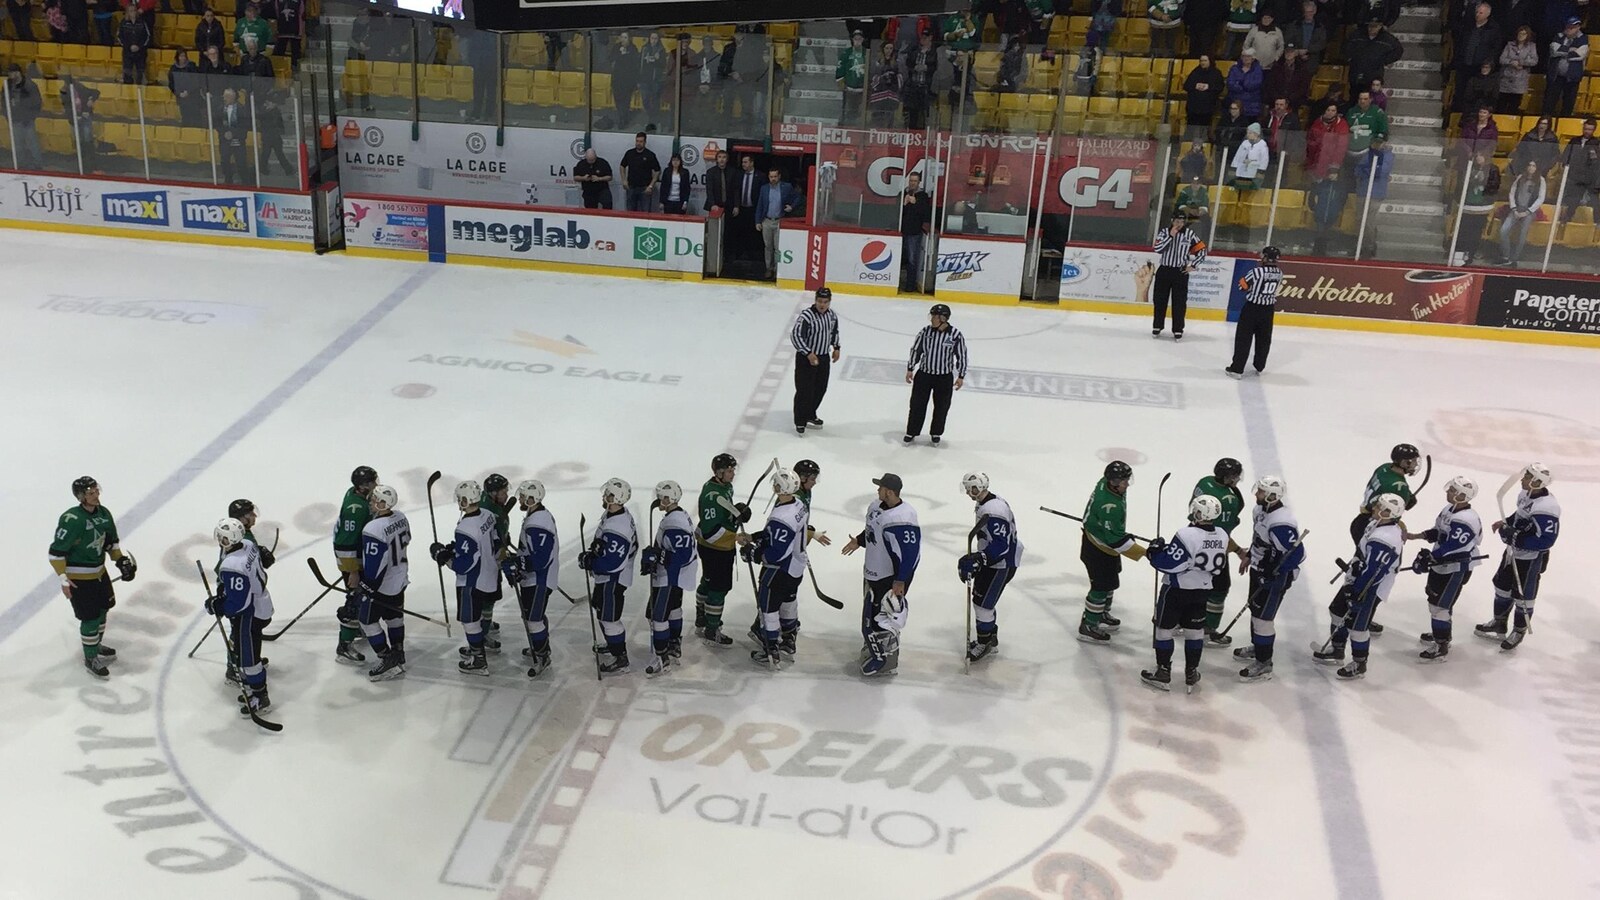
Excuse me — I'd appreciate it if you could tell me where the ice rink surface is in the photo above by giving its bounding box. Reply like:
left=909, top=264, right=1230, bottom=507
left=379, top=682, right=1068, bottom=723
left=1, top=231, right=1596, bottom=900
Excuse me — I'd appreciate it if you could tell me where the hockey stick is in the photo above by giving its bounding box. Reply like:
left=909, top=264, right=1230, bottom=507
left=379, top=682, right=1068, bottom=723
left=425, top=471, right=453, bottom=637
left=1495, top=470, right=1519, bottom=521
left=578, top=514, right=602, bottom=681
left=306, top=558, right=451, bottom=628
left=196, top=560, right=281, bottom=732
left=1037, top=506, right=1154, bottom=543
left=186, top=618, right=220, bottom=658
left=963, top=527, right=976, bottom=675
left=1217, top=528, right=1309, bottom=639
left=1151, top=473, right=1171, bottom=605
left=806, top=564, right=844, bottom=609
left=1414, top=454, right=1433, bottom=497
left=261, top=565, right=340, bottom=641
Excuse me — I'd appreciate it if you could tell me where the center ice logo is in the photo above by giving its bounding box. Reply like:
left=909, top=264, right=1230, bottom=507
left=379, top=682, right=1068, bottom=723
left=633, top=226, right=667, bottom=262
left=180, top=198, right=250, bottom=233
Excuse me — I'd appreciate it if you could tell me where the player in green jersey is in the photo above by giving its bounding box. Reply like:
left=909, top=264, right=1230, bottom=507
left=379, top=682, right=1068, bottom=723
left=1078, top=461, right=1148, bottom=643
left=480, top=473, right=514, bottom=642
left=333, top=465, right=378, bottom=663
left=49, top=476, right=137, bottom=678
left=1192, top=458, right=1249, bottom=645
left=794, top=459, right=831, bottom=550
left=1349, top=443, right=1421, bottom=637
left=695, top=453, right=752, bottom=645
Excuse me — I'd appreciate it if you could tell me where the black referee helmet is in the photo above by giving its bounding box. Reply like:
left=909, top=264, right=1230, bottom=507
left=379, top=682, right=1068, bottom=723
left=815, top=287, right=832, bottom=301
left=930, top=303, right=952, bottom=319
left=1261, top=245, right=1281, bottom=263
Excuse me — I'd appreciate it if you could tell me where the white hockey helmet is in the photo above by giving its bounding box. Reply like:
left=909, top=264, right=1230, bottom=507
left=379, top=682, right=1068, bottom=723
left=214, top=517, right=246, bottom=547
left=602, top=477, right=632, bottom=506
left=1188, top=494, right=1223, bottom=523
left=516, top=479, right=546, bottom=508
left=1253, top=475, right=1286, bottom=504
left=771, top=468, right=801, bottom=496
left=1444, top=476, right=1477, bottom=503
left=1371, top=493, right=1405, bottom=523
left=1522, top=462, right=1553, bottom=490
left=961, top=471, right=990, bottom=497
left=370, top=484, right=398, bottom=513
left=655, top=480, right=683, bottom=508
left=454, top=480, right=482, bottom=511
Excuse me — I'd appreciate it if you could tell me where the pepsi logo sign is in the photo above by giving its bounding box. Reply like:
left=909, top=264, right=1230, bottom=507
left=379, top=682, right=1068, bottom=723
left=860, top=240, right=893, bottom=271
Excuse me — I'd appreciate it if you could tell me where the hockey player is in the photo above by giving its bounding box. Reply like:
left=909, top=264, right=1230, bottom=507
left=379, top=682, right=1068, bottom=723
left=1234, top=475, right=1305, bottom=681
left=332, top=465, right=379, bottom=664
left=1078, top=461, right=1147, bottom=643
left=1192, top=458, right=1248, bottom=646
left=742, top=468, right=809, bottom=668
left=1142, top=495, right=1229, bottom=691
left=958, top=471, right=1023, bottom=662
left=514, top=480, right=559, bottom=677
left=431, top=480, right=501, bottom=675
left=1316, top=493, right=1405, bottom=679
left=841, top=473, right=921, bottom=676
left=694, top=454, right=752, bottom=646
left=578, top=478, right=639, bottom=675
left=480, top=473, right=513, bottom=636
left=1347, top=444, right=1421, bottom=636
left=210, top=517, right=273, bottom=715
left=643, top=481, right=698, bottom=675
left=794, top=458, right=833, bottom=549
left=50, top=476, right=137, bottom=678
left=226, top=499, right=275, bottom=569
left=1476, top=463, right=1561, bottom=651
left=1414, top=476, right=1483, bottom=661
left=356, top=485, right=411, bottom=681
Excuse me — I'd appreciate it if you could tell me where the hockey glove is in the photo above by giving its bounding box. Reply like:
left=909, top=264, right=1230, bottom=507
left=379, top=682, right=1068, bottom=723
left=204, top=593, right=221, bottom=616
left=957, top=551, right=988, bottom=582
left=1145, top=537, right=1168, bottom=557
left=501, top=557, right=524, bottom=584
left=1497, top=522, right=1516, bottom=543
left=577, top=549, right=597, bottom=571
left=733, top=502, right=752, bottom=525
left=347, top=585, right=369, bottom=608
left=258, top=546, right=276, bottom=569
left=1410, top=548, right=1433, bottom=574
left=739, top=535, right=767, bottom=563
left=640, top=547, right=660, bottom=576
left=1420, top=528, right=1440, bottom=543
left=430, top=542, right=455, bottom=566
left=115, top=554, right=138, bottom=582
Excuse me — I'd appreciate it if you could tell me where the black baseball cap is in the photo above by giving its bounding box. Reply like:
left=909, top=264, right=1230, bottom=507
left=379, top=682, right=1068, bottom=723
left=872, top=473, right=904, bottom=492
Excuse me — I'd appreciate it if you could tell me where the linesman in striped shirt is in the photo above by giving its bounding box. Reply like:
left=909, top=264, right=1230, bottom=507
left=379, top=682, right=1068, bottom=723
left=903, top=303, right=969, bottom=446
left=1226, top=245, right=1284, bottom=378
left=791, top=286, right=841, bottom=435
left=1151, top=211, right=1207, bottom=340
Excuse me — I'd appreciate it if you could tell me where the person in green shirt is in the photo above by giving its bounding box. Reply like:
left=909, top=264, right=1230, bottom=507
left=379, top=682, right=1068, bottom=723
left=1345, top=90, right=1388, bottom=157
left=480, top=473, right=514, bottom=644
left=835, top=30, right=867, bottom=122
left=333, top=465, right=378, bottom=663
left=1177, top=173, right=1212, bottom=221
left=49, top=476, right=137, bottom=679
left=1347, top=443, right=1421, bottom=636
left=695, top=453, right=752, bottom=644
left=235, top=2, right=272, bottom=55
left=1192, top=458, right=1249, bottom=644
left=1079, top=461, right=1148, bottom=643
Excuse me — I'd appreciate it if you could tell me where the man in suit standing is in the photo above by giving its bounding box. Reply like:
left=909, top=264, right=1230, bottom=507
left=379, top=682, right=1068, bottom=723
left=704, top=149, right=739, bottom=271
left=732, top=154, right=763, bottom=267
left=216, top=87, right=248, bottom=183
left=756, top=167, right=798, bottom=279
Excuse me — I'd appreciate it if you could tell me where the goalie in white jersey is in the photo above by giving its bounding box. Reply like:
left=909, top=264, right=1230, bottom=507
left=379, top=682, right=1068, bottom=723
left=1316, top=493, right=1404, bottom=679
left=643, top=480, right=698, bottom=676
left=356, top=485, right=411, bottom=681
left=513, top=480, right=560, bottom=678
left=1414, top=476, right=1483, bottom=662
left=957, top=472, right=1023, bottom=664
left=841, top=473, right=921, bottom=677
left=742, top=468, right=809, bottom=669
left=211, top=517, right=274, bottom=716
left=431, top=480, right=502, bottom=676
left=1143, top=495, right=1230, bottom=692
left=1477, top=462, right=1561, bottom=652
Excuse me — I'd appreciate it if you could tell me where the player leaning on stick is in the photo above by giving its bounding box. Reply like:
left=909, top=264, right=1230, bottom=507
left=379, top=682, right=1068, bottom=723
left=694, top=454, right=752, bottom=646
left=1475, top=463, right=1560, bottom=652
left=333, top=465, right=379, bottom=664
left=1192, top=458, right=1248, bottom=646
left=958, top=472, right=1022, bottom=663
left=1413, top=476, right=1482, bottom=662
left=1077, top=461, right=1147, bottom=644
left=355, top=485, right=411, bottom=682
left=1349, top=443, right=1422, bottom=636
left=1234, top=475, right=1304, bottom=682
left=50, top=476, right=137, bottom=679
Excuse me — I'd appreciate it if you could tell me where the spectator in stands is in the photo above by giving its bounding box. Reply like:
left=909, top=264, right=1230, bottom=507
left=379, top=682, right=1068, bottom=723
left=1285, top=1, right=1328, bottom=75
left=1263, top=96, right=1303, bottom=154
left=901, top=29, right=938, bottom=130
left=1512, top=116, right=1561, bottom=175
left=6, top=0, right=36, bottom=42
left=1497, top=25, right=1538, bottom=114
left=1367, top=77, right=1387, bottom=110
left=638, top=31, right=666, bottom=131
left=1561, top=117, right=1600, bottom=220
left=1244, top=13, right=1284, bottom=69
left=1149, top=0, right=1186, bottom=56
left=195, top=7, right=227, bottom=54
left=256, top=87, right=291, bottom=176
left=59, top=76, right=99, bottom=168
left=1346, top=19, right=1402, bottom=100
left=609, top=31, right=640, bottom=129
left=274, top=0, right=302, bottom=63
left=93, top=0, right=117, bottom=46
left=119, top=2, right=150, bottom=85
left=543, top=32, right=567, bottom=70
left=1453, top=3, right=1502, bottom=88
left=200, top=42, right=230, bottom=97
left=1022, top=0, right=1054, bottom=46
left=620, top=132, right=660, bottom=213
left=658, top=154, right=691, bottom=214
left=1354, top=132, right=1393, bottom=223
left=837, top=30, right=867, bottom=122
left=215, top=86, right=247, bottom=182
left=997, top=32, right=1027, bottom=91
left=869, top=42, right=903, bottom=126
left=1089, top=0, right=1120, bottom=51
left=1306, top=100, right=1350, bottom=178
left=61, top=0, right=87, bottom=44
left=43, top=0, right=70, bottom=43
left=1180, top=140, right=1212, bottom=181
left=1226, top=48, right=1265, bottom=118
left=1185, top=54, right=1225, bottom=139
left=669, top=34, right=700, bottom=127
left=1266, top=45, right=1312, bottom=110
left=235, top=3, right=270, bottom=56
left=1216, top=98, right=1252, bottom=160
left=168, top=49, right=206, bottom=126
left=944, top=9, right=978, bottom=51
left=1178, top=172, right=1212, bottom=218
left=756, top=167, right=798, bottom=279
left=1544, top=17, right=1589, bottom=117
left=1225, top=0, right=1261, bottom=60
left=237, top=34, right=272, bottom=80
left=1500, top=0, right=1537, bottom=40
left=1313, top=82, right=1348, bottom=121
left=1185, top=0, right=1227, bottom=59
left=1232, top=121, right=1271, bottom=188
left=1309, top=166, right=1346, bottom=253
left=1351, top=0, right=1399, bottom=27
left=5, top=65, right=43, bottom=170
left=1345, top=90, right=1388, bottom=172
left=1453, top=105, right=1499, bottom=171
left=726, top=31, right=767, bottom=128
left=1498, top=159, right=1546, bottom=265
left=692, top=35, right=721, bottom=128
left=1456, top=151, right=1500, bottom=261
left=947, top=42, right=977, bottom=113
left=1456, top=59, right=1498, bottom=114
left=1537, top=0, right=1582, bottom=45
left=573, top=146, right=614, bottom=210
left=899, top=170, right=933, bottom=292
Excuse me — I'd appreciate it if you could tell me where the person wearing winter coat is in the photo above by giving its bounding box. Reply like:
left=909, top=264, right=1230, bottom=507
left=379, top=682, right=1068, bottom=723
left=1232, top=121, right=1272, bottom=188
left=1225, top=0, right=1260, bottom=59
left=1215, top=99, right=1253, bottom=161
left=1497, top=26, right=1538, bottom=113
left=1243, top=13, right=1284, bottom=69
left=1453, top=105, right=1499, bottom=172
left=1177, top=172, right=1213, bottom=218
left=7, top=0, right=36, bottom=41
left=1543, top=16, right=1589, bottom=117
left=1305, top=100, right=1350, bottom=178
left=1266, top=46, right=1312, bottom=110
left=1498, top=159, right=1546, bottom=265
left=168, top=49, right=207, bottom=127
left=1456, top=152, right=1500, bottom=261
left=118, top=2, right=151, bottom=85
left=1184, top=54, right=1226, bottom=137
left=1180, top=141, right=1212, bottom=182
left=1349, top=0, right=1399, bottom=27
left=1346, top=20, right=1402, bottom=99
left=637, top=32, right=666, bottom=130
left=195, top=7, right=225, bottom=52
left=1149, top=0, right=1186, bottom=55
left=1285, top=0, right=1328, bottom=74
left=996, top=34, right=1027, bottom=90
left=1226, top=49, right=1265, bottom=117
left=5, top=64, right=43, bottom=170
left=274, top=0, right=303, bottom=63
left=1455, top=59, right=1498, bottom=114
left=1452, top=3, right=1502, bottom=85
left=868, top=42, right=903, bottom=127
left=1511, top=117, right=1561, bottom=176
left=1184, top=0, right=1227, bottom=57
left=1353, top=133, right=1393, bottom=203
left=1560, top=117, right=1600, bottom=220
left=1309, top=166, right=1347, bottom=254
left=1262, top=96, right=1303, bottom=155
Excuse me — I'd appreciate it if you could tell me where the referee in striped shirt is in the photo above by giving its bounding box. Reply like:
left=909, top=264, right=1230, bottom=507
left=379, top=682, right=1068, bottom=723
left=903, top=303, right=968, bottom=446
left=791, top=287, right=841, bottom=435
left=1226, top=245, right=1284, bottom=378
left=1151, top=211, right=1207, bottom=340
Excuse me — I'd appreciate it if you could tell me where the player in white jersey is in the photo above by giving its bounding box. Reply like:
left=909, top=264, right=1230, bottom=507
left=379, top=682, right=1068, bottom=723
left=1476, top=462, right=1562, bottom=651
left=1143, top=495, right=1230, bottom=691
left=357, top=485, right=411, bottom=681
left=957, top=472, right=1023, bottom=663
left=1315, top=493, right=1405, bottom=679
left=211, top=518, right=273, bottom=716
left=1414, top=476, right=1483, bottom=662
left=742, top=468, right=809, bottom=668
left=841, top=473, right=921, bottom=676
left=578, top=478, right=639, bottom=675
left=513, top=480, right=560, bottom=678
left=431, top=480, right=502, bottom=676
left=1234, top=476, right=1305, bottom=682
left=643, top=481, right=698, bottom=676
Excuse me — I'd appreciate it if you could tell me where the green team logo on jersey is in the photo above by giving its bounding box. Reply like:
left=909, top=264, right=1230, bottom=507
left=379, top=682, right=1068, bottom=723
left=633, top=227, right=667, bottom=262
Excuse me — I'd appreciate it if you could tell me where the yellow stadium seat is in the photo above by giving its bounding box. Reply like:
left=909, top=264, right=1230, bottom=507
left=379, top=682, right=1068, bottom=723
left=532, top=69, right=557, bottom=105
left=557, top=70, right=585, bottom=108
left=421, top=75, right=448, bottom=100
left=590, top=71, right=613, bottom=108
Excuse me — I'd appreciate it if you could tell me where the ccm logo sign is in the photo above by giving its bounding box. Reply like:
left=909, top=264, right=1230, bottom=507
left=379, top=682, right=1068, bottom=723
left=805, top=231, right=828, bottom=292
left=1054, top=167, right=1137, bottom=210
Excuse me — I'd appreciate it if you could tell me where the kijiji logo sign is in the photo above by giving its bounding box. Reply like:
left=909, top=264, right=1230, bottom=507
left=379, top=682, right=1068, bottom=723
left=101, top=190, right=169, bottom=227
left=21, top=181, right=86, bottom=218
left=180, top=197, right=250, bottom=233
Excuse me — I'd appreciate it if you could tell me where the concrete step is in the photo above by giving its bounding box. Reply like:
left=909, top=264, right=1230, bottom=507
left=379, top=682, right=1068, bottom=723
left=1389, top=113, right=1445, bottom=129
left=1390, top=59, right=1443, bottom=72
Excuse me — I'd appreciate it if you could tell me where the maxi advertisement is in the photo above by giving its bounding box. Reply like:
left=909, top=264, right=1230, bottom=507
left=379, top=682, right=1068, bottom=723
left=0, top=172, right=316, bottom=246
